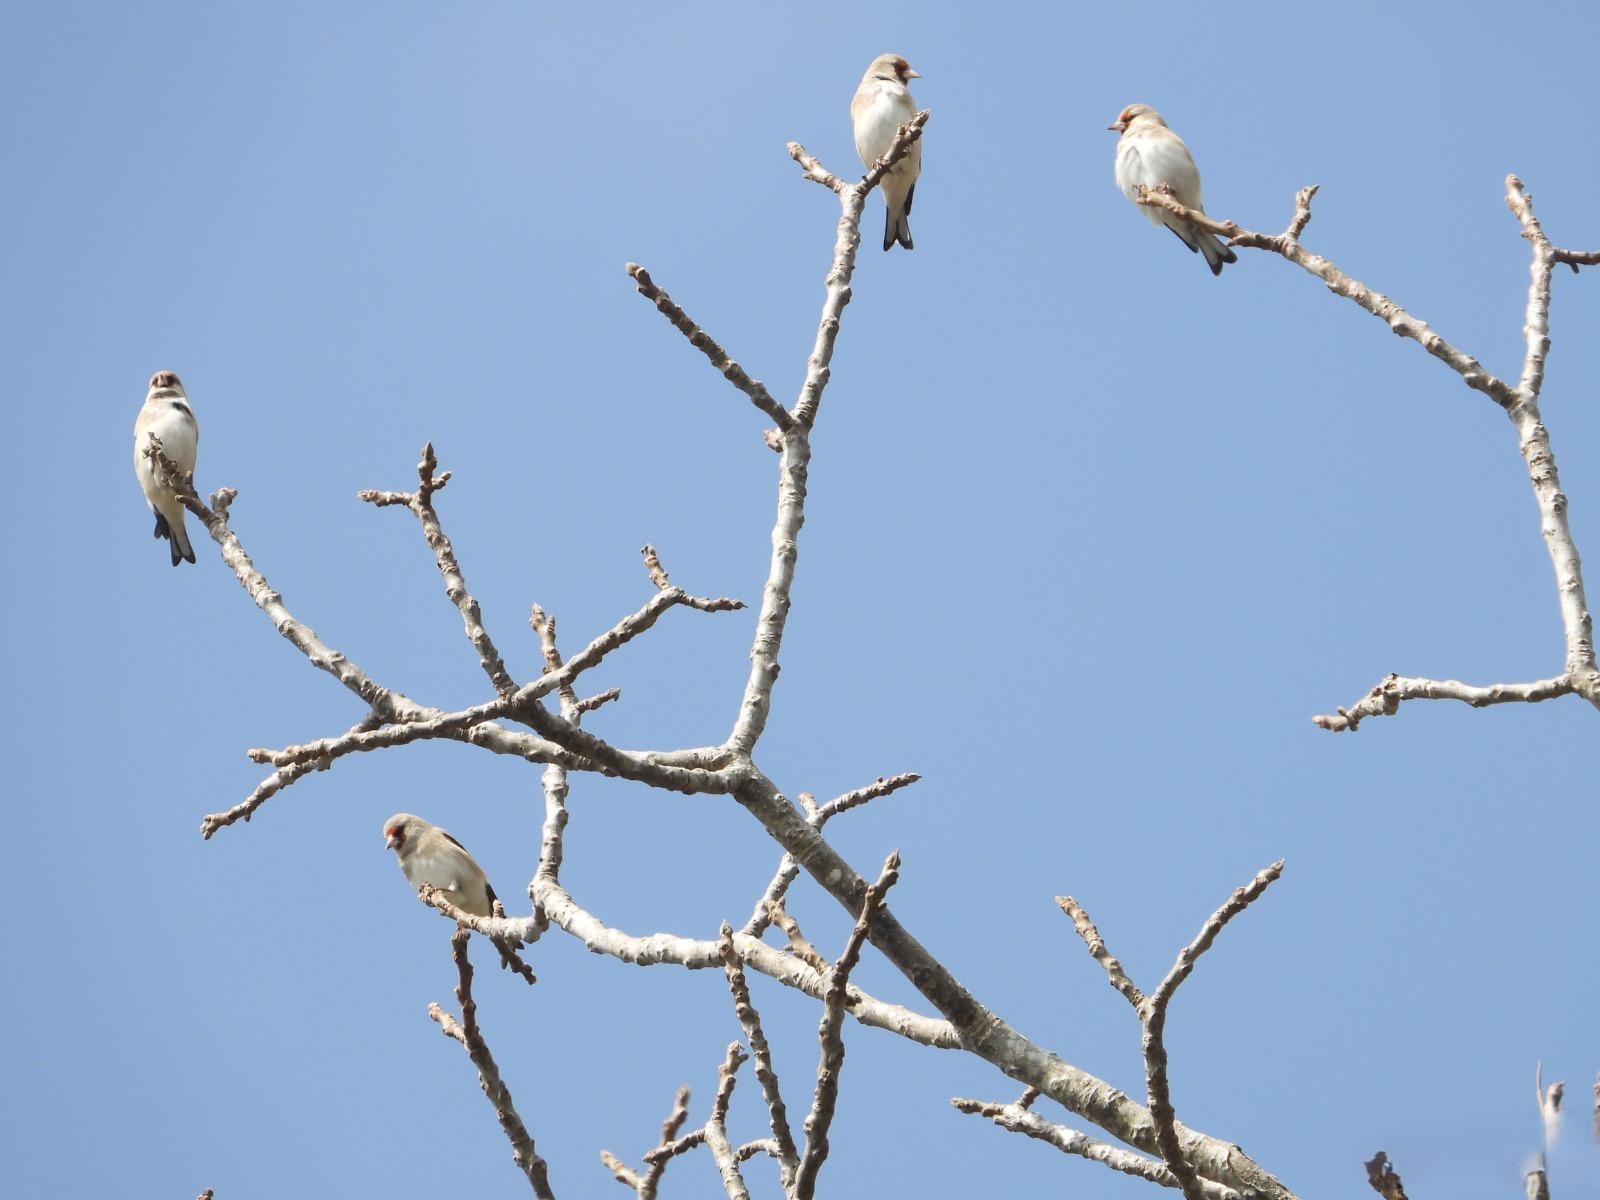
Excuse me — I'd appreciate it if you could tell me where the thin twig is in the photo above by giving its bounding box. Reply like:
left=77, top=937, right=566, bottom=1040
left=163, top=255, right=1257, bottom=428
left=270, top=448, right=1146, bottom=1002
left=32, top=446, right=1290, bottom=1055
left=358, top=442, right=517, bottom=698
left=143, top=445, right=433, bottom=732
left=1503, top=176, right=1599, bottom=702
left=1133, top=177, right=1600, bottom=721
left=625, top=265, right=793, bottom=431
left=704, top=1043, right=752, bottom=1200
left=952, top=1099, right=1242, bottom=1200
left=1057, top=894, right=1146, bottom=1010
left=531, top=876, right=958, bottom=1047
left=1313, top=673, right=1575, bottom=731
left=718, top=925, right=799, bottom=1188
left=417, top=884, right=539, bottom=983
left=793, top=851, right=899, bottom=1200
left=743, top=773, right=919, bottom=937
left=427, top=929, right=555, bottom=1197
left=726, top=114, right=930, bottom=757
left=1142, top=863, right=1285, bottom=1200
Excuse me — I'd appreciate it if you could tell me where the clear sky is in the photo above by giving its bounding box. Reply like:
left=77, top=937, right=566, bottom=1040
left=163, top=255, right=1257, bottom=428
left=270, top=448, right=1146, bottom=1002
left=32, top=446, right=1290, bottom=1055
left=4, top=2, right=1597, bottom=1197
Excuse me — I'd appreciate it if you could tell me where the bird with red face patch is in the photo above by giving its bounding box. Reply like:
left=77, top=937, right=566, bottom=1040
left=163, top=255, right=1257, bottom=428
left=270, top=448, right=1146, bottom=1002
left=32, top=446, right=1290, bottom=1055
left=383, top=813, right=496, bottom=917
left=132, top=370, right=199, bottom=565
left=851, top=53, right=922, bottom=251
left=1109, top=103, right=1236, bottom=276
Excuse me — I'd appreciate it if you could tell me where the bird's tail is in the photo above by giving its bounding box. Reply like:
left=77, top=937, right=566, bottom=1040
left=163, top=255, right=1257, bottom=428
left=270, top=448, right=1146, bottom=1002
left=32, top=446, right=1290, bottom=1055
left=155, top=510, right=197, bottom=566
left=1199, top=232, right=1238, bottom=276
left=883, top=207, right=913, bottom=252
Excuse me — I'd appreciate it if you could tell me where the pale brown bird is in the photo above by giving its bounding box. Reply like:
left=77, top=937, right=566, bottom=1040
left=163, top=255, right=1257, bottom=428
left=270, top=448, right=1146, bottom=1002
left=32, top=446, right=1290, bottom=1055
left=851, top=53, right=922, bottom=251
left=1110, top=103, right=1237, bottom=276
left=383, top=813, right=496, bottom=917
left=132, top=370, right=199, bottom=565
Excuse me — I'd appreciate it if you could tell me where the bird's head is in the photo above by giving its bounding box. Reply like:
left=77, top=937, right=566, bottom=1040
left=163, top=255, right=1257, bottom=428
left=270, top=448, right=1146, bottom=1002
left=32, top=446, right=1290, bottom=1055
left=384, top=813, right=424, bottom=854
left=148, top=370, right=185, bottom=396
left=867, top=53, right=920, bottom=84
left=1108, top=104, right=1164, bottom=134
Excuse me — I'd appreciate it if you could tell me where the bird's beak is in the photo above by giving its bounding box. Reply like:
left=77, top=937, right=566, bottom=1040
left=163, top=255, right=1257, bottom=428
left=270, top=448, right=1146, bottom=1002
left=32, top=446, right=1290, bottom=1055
left=1108, top=120, right=1126, bottom=133
left=904, top=68, right=921, bottom=79
left=385, top=833, right=401, bottom=850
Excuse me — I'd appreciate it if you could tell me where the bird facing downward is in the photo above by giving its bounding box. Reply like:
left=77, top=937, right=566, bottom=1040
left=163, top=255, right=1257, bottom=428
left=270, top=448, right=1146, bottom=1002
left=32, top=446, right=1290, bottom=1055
left=132, top=370, right=200, bottom=565
left=851, top=53, right=922, bottom=252
left=1109, top=104, right=1237, bottom=276
left=383, top=813, right=497, bottom=918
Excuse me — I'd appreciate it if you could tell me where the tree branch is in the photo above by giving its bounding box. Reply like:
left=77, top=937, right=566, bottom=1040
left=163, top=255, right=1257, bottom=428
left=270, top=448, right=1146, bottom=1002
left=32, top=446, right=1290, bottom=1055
left=358, top=442, right=517, bottom=698
left=952, top=1098, right=1243, bottom=1200
left=1312, top=672, right=1574, bottom=732
left=793, top=851, right=899, bottom=1200
left=718, top=925, right=799, bottom=1189
left=1141, top=863, right=1285, bottom=1200
left=625, top=264, right=793, bottom=431
left=427, top=928, right=554, bottom=1197
left=1133, top=178, right=1599, bottom=721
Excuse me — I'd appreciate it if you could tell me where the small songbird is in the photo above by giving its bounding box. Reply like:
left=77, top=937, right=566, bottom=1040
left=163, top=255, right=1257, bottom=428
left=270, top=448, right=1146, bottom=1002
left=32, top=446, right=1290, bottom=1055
left=133, top=370, right=200, bottom=565
left=383, top=813, right=497, bottom=917
left=1109, top=104, right=1237, bottom=276
left=851, top=53, right=922, bottom=252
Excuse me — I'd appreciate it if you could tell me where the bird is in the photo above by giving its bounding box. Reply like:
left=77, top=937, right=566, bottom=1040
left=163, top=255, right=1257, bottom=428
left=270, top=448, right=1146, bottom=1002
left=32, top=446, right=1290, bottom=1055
left=851, top=53, right=922, bottom=252
left=383, top=813, right=497, bottom=918
left=133, top=370, right=200, bottom=565
left=1109, top=104, right=1237, bottom=276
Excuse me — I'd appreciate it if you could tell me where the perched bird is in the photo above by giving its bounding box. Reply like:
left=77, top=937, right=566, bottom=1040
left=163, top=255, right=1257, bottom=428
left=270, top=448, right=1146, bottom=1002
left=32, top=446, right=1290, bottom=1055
left=1109, top=104, right=1237, bottom=276
left=133, top=370, right=200, bottom=565
left=851, top=53, right=922, bottom=252
left=383, top=812, right=497, bottom=917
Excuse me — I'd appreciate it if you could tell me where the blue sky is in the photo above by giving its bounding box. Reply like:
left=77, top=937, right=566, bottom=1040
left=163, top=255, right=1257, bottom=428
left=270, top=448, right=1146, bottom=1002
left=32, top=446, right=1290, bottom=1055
left=4, top=2, right=1597, bottom=1197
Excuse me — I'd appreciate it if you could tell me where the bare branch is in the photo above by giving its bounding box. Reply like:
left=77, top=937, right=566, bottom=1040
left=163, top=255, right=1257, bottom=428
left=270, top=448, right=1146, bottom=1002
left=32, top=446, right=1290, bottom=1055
left=1136, top=177, right=1600, bottom=722
left=727, top=114, right=930, bottom=754
left=785, top=141, right=844, bottom=192
left=1056, top=894, right=1146, bottom=1011
left=718, top=925, right=799, bottom=1187
left=704, top=1043, right=752, bottom=1200
left=952, top=1098, right=1242, bottom=1200
left=730, top=766, right=1295, bottom=1200
left=794, top=851, right=900, bottom=1200
left=767, top=899, right=828, bottom=973
left=1364, top=1152, right=1409, bottom=1200
left=142, top=443, right=433, bottom=727
left=1142, top=863, right=1285, bottom=1200
left=1148, top=862, right=1285, bottom=1010
left=636, top=544, right=740, bottom=612
left=1502, top=176, right=1599, bottom=703
left=598, top=1150, right=639, bottom=1191
left=1312, top=672, right=1577, bottom=731
left=1133, top=185, right=1514, bottom=405
left=574, top=687, right=622, bottom=715
left=427, top=929, right=554, bottom=1197
left=358, top=442, right=516, bottom=698
left=532, top=876, right=959, bottom=1047
left=816, top=771, right=922, bottom=821
left=744, top=773, right=918, bottom=938
left=529, top=606, right=580, bottom=713
left=417, top=884, right=539, bottom=983
left=624, top=264, right=793, bottom=431
left=603, top=1084, right=693, bottom=1200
